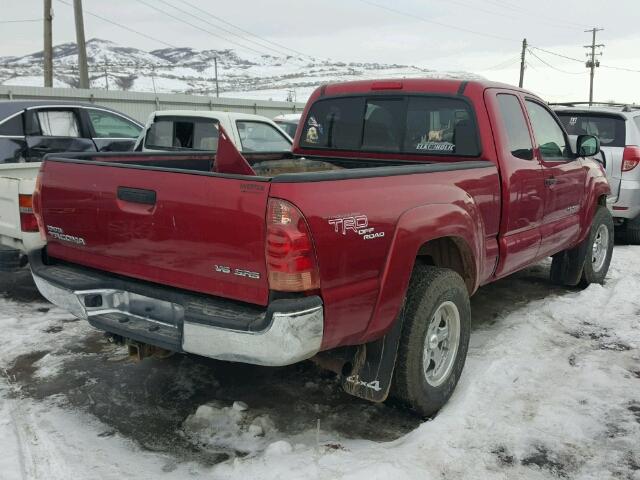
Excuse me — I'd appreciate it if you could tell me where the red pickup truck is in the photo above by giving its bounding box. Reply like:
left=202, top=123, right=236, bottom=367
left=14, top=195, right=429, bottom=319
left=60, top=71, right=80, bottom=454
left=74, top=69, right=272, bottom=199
left=30, top=79, right=612, bottom=416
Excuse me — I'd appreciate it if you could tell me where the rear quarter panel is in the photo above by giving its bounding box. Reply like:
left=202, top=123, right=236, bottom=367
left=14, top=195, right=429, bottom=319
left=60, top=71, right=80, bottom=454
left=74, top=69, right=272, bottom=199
left=270, top=165, right=500, bottom=349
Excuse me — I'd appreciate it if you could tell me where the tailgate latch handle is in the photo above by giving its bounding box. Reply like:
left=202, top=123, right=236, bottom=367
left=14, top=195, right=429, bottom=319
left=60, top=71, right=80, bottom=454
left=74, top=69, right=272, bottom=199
left=117, top=187, right=157, bottom=205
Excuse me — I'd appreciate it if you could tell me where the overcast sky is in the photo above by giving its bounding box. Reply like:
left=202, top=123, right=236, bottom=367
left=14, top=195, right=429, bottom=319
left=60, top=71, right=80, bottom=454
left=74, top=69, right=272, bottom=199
left=2, top=0, right=639, bottom=103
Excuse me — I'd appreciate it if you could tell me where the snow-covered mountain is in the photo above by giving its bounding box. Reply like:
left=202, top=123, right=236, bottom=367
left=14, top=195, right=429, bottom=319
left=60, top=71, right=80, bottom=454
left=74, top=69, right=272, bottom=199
left=0, top=39, right=481, bottom=102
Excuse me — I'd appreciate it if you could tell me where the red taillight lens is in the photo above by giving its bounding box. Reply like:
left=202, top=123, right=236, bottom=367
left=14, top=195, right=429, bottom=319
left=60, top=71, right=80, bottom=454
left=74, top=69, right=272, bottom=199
left=32, top=172, right=46, bottom=240
left=622, top=146, right=640, bottom=172
left=266, top=198, right=320, bottom=292
left=19, top=194, right=39, bottom=232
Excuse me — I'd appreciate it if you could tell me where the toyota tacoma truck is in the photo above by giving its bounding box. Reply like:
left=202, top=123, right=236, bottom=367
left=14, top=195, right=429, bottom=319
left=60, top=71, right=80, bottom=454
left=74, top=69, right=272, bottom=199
left=29, top=79, right=612, bottom=416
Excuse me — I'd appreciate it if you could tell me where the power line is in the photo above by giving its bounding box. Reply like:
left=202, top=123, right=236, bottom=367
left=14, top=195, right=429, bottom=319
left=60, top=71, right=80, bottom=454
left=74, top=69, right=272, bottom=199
left=528, top=46, right=584, bottom=63
left=135, top=0, right=276, bottom=57
left=527, top=48, right=586, bottom=75
left=0, top=18, right=42, bottom=23
left=175, top=0, right=312, bottom=59
left=439, top=0, right=579, bottom=31
left=355, top=0, right=519, bottom=43
left=482, top=0, right=591, bottom=29
left=55, top=0, right=178, bottom=48
left=600, top=64, right=640, bottom=74
left=154, top=0, right=294, bottom=58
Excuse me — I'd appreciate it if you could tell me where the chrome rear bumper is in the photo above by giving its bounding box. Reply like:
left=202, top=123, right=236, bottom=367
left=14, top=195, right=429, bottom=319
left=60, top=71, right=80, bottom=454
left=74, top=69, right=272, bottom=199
left=31, top=265, right=323, bottom=367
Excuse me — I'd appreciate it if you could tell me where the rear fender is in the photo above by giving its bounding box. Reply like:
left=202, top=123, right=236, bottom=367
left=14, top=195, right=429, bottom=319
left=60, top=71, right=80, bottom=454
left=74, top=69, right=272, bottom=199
left=577, top=160, right=610, bottom=245
left=361, top=201, right=482, bottom=344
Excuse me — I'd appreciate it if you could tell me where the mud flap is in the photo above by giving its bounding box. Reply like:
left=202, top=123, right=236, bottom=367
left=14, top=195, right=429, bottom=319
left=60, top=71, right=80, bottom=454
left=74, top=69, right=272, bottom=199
left=341, top=308, right=405, bottom=402
left=551, top=234, right=589, bottom=286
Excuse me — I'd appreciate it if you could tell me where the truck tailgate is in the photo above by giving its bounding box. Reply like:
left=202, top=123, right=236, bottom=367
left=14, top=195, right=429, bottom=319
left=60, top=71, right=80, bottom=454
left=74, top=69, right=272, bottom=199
left=38, top=159, right=271, bottom=306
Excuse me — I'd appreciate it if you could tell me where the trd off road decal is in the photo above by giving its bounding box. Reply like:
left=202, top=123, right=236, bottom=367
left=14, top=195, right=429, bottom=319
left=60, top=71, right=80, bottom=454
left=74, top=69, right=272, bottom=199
left=415, top=141, right=455, bottom=152
left=327, top=214, right=384, bottom=240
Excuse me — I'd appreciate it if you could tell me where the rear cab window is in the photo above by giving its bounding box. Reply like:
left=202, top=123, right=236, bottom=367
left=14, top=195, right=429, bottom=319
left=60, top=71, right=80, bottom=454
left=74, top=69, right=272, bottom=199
left=556, top=112, right=626, bottom=148
left=145, top=116, right=219, bottom=151
left=300, top=95, right=481, bottom=157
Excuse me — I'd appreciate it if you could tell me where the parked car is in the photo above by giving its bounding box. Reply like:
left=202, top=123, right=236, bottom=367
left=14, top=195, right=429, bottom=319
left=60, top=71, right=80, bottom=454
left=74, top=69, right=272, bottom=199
left=0, top=101, right=142, bottom=271
left=273, top=113, right=302, bottom=138
left=134, top=110, right=292, bottom=153
left=29, top=79, right=611, bottom=416
left=553, top=102, right=640, bottom=243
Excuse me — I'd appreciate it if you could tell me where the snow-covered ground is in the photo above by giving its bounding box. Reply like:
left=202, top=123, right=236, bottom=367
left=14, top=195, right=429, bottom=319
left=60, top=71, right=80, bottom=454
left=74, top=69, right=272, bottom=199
left=1, top=247, right=639, bottom=479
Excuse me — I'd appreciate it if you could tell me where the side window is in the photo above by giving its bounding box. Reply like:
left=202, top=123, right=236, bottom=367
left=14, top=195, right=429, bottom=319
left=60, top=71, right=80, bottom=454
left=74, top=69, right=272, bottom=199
left=496, top=94, right=533, bottom=160
left=525, top=101, right=571, bottom=161
left=236, top=121, right=291, bottom=152
left=36, top=110, right=80, bottom=137
left=362, top=98, right=404, bottom=151
left=0, top=114, right=24, bottom=136
left=87, top=109, right=141, bottom=139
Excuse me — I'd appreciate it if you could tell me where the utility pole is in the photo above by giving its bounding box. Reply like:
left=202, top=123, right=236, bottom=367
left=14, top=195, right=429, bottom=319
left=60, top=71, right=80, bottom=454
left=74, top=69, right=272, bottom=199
left=519, top=38, right=527, bottom=88
left=43, top=0, right=53, bottom=87
left=103, top=61, right=109, bottom=90
left=73, top=0, right=89, bottom=89
left=214, top=56, right=219, bottom=98
left=584, top=27, right=604, bottom=106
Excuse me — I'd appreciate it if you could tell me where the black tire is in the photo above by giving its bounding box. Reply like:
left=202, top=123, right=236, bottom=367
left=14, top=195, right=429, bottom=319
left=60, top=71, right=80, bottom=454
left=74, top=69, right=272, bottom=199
left=392, top=264, right=471, bottom=417
left=550, top=206, right=614, bottom=287
left=621, top=217, right=640, bottom=244
left=580, top=206, right=614, bottom=285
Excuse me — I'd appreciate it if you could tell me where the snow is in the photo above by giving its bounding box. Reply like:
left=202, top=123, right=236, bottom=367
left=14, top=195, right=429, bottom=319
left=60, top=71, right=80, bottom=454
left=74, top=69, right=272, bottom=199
left=0, top=39, right=481, bottom=102
left=1, top=248, right=639, bottom=479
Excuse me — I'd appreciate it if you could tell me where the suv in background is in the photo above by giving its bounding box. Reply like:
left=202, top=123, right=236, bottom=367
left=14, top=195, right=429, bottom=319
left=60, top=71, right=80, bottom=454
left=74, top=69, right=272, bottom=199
left=553, top=102, right=640, bottom=243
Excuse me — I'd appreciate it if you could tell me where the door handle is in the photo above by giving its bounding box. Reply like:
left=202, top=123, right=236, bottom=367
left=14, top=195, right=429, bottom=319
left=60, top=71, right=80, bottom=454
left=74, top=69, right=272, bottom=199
left=117, top=187, right=157, bottom=205
left=544, top=177, right=557, bottom=186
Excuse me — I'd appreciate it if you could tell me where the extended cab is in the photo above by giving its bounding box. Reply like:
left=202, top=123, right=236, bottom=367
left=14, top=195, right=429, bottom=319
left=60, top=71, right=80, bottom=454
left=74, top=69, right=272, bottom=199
left=29, top=79, right=612, bottom=415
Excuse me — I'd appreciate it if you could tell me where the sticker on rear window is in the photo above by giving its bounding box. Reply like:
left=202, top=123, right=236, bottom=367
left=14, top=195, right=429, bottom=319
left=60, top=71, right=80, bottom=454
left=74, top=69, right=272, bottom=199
left=415, top=141, right=455, bottom=152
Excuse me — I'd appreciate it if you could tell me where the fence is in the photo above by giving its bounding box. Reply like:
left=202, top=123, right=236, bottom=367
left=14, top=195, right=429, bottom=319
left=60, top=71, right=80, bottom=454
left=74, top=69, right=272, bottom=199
left=0, top=85, right=306, bottom=123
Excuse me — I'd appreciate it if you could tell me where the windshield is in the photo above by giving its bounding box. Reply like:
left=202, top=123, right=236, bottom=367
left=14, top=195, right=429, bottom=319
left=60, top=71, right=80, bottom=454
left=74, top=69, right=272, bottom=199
left=299, top=95, right=480, bottom=156
left=556, top=113, right=626, bottom=147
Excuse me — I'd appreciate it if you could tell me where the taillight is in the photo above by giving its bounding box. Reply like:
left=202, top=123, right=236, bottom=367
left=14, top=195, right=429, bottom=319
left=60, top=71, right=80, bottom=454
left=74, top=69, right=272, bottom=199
left=266, top=198, right=320, bottom=292
left=622, top=146, right=640, bottom=172
left=19, top=194, right=39, bottom=232
left=32, top=172, right=46, bottom=240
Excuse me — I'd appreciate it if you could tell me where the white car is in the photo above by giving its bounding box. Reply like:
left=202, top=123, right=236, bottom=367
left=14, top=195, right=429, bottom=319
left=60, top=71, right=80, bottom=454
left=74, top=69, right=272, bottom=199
left=553, top=103, right=640, bottom=243
left=134, top=110, right=293, bottom=153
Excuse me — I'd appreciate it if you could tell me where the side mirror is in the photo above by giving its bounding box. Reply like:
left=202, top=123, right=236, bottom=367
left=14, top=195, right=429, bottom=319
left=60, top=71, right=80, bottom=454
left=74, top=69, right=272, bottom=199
left=576, top=134, right=600, bottom=157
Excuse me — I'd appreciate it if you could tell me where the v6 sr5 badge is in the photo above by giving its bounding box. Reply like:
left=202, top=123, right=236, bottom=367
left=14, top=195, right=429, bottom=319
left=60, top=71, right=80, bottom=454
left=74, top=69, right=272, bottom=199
left=327, top=214, right=385, bottom=240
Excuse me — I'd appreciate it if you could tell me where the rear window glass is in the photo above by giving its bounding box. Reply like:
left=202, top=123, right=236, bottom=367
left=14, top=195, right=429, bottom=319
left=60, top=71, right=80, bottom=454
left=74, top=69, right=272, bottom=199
left=145, top=117, right=219, bottom=151
left=236, top=121, right=291, bottom=152
left=300, top=95, right=480, bottom=156
left=557, top=113, right=626, bottom=147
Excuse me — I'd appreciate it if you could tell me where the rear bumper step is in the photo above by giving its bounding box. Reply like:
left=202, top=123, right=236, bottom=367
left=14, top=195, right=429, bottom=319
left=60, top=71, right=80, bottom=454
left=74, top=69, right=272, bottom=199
left=30, top=252, right=323, bottom=366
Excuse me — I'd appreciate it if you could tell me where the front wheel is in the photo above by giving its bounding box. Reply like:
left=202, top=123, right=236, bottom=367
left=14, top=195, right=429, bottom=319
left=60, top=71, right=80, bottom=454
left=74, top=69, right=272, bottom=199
left=580, top=206, right=614, bottom=285
left=392, top=265, right=471, bottom=417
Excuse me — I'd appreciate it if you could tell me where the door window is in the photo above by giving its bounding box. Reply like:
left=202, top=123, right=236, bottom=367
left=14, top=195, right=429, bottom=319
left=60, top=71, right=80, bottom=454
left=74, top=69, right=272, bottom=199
left=87, top=109, right=141, bottom=138
left=496, top=94, right=533, bottom=160
left=236, top=121, right=291, bottom=152
left=36, top=110, right=80, bottom=137
left=525, top=101, right=572, bottom=161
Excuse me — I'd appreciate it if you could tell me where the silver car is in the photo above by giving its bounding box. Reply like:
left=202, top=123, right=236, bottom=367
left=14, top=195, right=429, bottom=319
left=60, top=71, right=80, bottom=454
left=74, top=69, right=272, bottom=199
left=553, top=103, right=640, bottom=243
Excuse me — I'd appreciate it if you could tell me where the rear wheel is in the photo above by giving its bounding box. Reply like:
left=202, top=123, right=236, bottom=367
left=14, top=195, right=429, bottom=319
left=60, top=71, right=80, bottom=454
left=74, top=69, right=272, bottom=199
left=392, top=265, right=471, bottom=417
